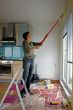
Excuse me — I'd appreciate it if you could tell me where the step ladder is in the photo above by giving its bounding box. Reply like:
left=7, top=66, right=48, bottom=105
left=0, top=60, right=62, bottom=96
left=0, top=69, right=31, bottom=110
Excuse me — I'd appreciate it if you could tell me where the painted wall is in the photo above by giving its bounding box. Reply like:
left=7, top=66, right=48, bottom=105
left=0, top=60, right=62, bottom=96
left=30, top=22, right=60, bottom=79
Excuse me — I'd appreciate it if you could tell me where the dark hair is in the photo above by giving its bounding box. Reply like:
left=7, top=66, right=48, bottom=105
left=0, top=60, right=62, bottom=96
left=23, top=32, right=29, bottom=40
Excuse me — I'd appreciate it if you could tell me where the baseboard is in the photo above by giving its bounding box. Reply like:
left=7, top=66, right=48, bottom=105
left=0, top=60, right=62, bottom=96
left=60, top=80, right=71, bottom=97
left=0, top=79, right=11, bottom=82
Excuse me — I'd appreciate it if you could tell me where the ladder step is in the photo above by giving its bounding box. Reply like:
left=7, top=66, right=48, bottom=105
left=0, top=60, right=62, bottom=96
left=4, top=95, right=18, bottom=103
left=10, top=84, right=25, bottom=91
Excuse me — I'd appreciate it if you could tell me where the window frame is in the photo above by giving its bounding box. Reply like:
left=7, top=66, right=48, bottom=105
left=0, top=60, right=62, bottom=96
left=63, top=13, right=72, bottom=92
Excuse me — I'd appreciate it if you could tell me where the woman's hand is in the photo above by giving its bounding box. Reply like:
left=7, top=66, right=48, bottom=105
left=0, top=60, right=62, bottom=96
left=35, top=45, right=40, bottom=49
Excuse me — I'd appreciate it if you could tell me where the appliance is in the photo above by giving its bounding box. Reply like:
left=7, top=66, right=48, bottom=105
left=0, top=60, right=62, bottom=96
left=0, top=23, right=16, bottom=43
left=0, top=60, right=13, bottom=76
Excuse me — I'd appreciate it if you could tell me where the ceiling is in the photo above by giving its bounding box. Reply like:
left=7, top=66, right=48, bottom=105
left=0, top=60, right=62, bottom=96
left=0, top=0, right=67, bottom=23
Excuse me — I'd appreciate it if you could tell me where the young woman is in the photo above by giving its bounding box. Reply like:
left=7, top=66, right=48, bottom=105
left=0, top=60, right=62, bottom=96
left=21, top=32, right=41, bottom=97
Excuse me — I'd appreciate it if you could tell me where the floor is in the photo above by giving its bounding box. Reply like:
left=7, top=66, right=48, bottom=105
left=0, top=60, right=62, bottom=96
left=0, top=80, right=72, bottom=110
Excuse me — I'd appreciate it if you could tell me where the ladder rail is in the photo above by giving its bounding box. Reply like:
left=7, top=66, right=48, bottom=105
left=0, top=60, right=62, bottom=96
left=15, top=82, right=25, bottom=110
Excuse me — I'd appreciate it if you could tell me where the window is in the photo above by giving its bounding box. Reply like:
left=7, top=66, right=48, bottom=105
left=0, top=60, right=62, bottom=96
left=63, top=33, right=67, bottom=82
left=63, top=13, right=72, bottom=91
left=67, top=13, right=72, bottom=88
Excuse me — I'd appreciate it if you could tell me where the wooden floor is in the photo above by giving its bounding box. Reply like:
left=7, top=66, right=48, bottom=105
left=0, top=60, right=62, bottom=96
left=0, top=80, right=72, bottom=110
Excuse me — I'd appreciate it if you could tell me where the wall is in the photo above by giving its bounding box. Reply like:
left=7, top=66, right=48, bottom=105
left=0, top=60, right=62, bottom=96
left=30, top=22, right=60, bottom=79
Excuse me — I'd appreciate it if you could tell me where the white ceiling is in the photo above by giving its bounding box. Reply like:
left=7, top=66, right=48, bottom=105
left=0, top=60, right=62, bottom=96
left=0, top=0, right=67, bottom=23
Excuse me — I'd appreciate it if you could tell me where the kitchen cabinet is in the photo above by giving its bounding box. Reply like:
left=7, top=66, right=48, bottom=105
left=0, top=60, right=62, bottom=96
left=0, top=23, right=31, bottom=46
left=15, top=23, right=30, bottom=46
left=12, top=61, right=23, bottom=78
left=0, top=24, right=2, bottom=41
left=0, top=23, right=14, bottom=41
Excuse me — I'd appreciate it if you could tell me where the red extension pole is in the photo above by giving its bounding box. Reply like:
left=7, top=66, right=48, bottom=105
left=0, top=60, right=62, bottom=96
left=39, top=14, right=64, bottom=46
